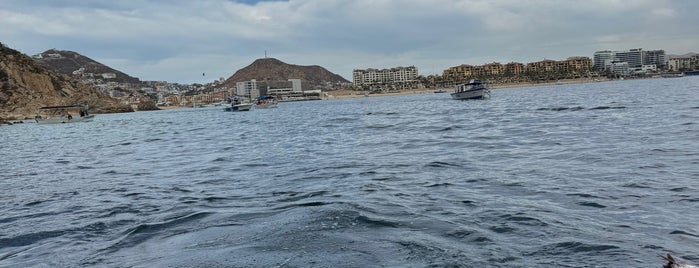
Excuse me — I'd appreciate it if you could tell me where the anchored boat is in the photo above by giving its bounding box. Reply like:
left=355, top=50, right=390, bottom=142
left=35, top=105, right=94, bottom=124
left=451, top=80, right=490, bottom=100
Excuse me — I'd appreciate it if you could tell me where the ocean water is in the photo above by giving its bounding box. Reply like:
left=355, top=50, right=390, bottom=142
left=1, top=77, right=698, bottom=267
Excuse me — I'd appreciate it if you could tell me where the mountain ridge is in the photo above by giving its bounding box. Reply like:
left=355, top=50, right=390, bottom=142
left=34, top=49, right=141, bottom=84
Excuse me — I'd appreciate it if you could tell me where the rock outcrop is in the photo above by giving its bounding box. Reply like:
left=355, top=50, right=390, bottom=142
left=0, top=42, right=132, bottom=120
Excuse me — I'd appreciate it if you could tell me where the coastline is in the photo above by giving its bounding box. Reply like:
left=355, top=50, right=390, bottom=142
left=326, top=77, right=612, bottom=99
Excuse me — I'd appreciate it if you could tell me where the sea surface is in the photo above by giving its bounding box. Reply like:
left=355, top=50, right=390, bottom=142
left=1, top=77, right=698, bottom=267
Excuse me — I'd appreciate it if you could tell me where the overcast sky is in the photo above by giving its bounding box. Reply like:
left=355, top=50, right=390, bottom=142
left=2, top=0, right=698, bottom=83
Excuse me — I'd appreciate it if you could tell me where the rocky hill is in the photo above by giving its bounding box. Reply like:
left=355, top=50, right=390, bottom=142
left=34, top=49, right=141, bottom=84
left=0, top=43, right=132, bottom=120
left=223, top=58, right=349, bottom=88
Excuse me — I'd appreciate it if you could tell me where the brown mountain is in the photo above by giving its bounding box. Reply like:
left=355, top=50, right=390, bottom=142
left=34, top=49, right=141, bottom=84
left=0, top=43, right=132, bottom=120
left=223, top=58, right=349, bottom=88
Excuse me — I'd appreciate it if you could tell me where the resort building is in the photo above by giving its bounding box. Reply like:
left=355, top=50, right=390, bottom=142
left=667, top=54, right=699, bottom=71
left=593, top=48, right=666, bottom=71
left=352, top=66, right=418, bottom=86
left=443, top=57, right=591, bottom=83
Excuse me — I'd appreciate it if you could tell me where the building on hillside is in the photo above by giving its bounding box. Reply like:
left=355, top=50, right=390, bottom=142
left=352, top=66, right=418, bottom=86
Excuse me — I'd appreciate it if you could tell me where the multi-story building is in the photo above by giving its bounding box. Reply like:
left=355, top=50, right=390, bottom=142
left=235, top=79, right=260, bottom=100
left=504, top=62, right=525, bottom=76
left=643, top=50, right=666, bottom=69
left=667, top=57, right=693, bottom=71
left=352, top=66, right=418, bottom=86
left=593, top=48, right=666, bottom=71
left=593, top=51, right=615, bottom=71
left=615, top=48, right=644, bottom=68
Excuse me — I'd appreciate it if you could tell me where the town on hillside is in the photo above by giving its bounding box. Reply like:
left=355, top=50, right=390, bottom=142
left=25, top=47, right=699, bottom=110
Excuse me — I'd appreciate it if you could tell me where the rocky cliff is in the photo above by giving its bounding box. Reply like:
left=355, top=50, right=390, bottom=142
left=223, top=58, right=349, bottom=88
left=0, top=43, right=132, bottom=120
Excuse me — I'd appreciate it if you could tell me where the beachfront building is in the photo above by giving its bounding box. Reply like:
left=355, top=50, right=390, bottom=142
left=443, top=57, right=591, bottom=84
left=235, top=80, right=261, bottom=101
left=504, top=62, right=525, bottom=76
left=352, top=66, right=418, bottom=87
left=667, top=57, right=692, bottom=71
left=593, top=48, right=666, bottom=72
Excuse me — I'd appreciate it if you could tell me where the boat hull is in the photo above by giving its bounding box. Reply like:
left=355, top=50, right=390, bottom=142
left=224, top=103, right=254, bottom=112
left=255, top=103, right=278, bottom=109
left=450, top=89, right=489, bottom=100
left=36, top=115, right=95, bottom=124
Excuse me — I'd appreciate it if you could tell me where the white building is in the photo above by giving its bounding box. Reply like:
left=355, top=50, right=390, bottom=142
left=593, top=48, right=666, bottom=71
left=667, top=57, right=692, bottom=71
left=235, top=79, right=260, bottom=100
left=101, top=73, right=116, bottom=79
left=352, top=66, right=418, bottom=86
left=610, top=61, right=630, bottom=76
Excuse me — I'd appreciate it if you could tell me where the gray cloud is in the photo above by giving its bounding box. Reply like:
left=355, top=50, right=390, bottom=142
left=1, top=0, right=697, bottom=83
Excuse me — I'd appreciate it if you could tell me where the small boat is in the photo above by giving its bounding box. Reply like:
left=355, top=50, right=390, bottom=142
left=451, top=80, right=490, bottom=100
left=434, top=89, right=447, bottom=93
left=224, top=97, right=254, bottom=112
left=35, top=104, right=94, bottom=124
left=255, top=95, right=278, bottom=109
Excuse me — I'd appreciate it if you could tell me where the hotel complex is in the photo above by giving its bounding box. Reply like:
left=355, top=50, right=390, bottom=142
left=352, top=66, right=418, bottom=86
left=592, top=48, right=666, bottom=75
left=442, top=57, right=592, bottom=84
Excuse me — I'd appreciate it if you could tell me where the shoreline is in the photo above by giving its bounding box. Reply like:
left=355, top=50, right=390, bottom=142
left=326, top=77, right=613, bottom=99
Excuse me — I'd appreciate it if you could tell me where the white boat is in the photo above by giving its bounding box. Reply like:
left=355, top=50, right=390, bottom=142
left=225, top=103, right=254, bottom=112
left=224, top=97, right=254, bottom=112
left=35, top=105, right=94, bottom=124
left=451, top=80, right=490, bottom=100
left=254, top=96, right=278, bottom=109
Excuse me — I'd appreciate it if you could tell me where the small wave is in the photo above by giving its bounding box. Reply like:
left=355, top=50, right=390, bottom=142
left=0, top=230, right=66, bottom=249
left=669, top=187, right=689, bottom=192
left=638, top=162, right=669, bottom=169
left=527, top=241, right=620, bottom=256
left=502, top=214, right=549, bottom=226
left=670, top=230, right=699, bottom=237
left=567, top=193, right=602, bottom=199
left=589, top=106, right=626, bottom=110
left=622, top=183, right=651, bottom=189
left=577, top=201, right=607, bottom=208
left=426, top=182, right=453, bottom=188
left=76, top=165, right=95, bottom=169
left=276, top=201, right=331, bottom=210
left=104, top=211, right=212, bottom=251
left=355, top=215, right=399, bottom=228
left=277, top=190, right=329, bottom=203
left=424, top=161, right=461, bottom=168
left=536, top=106, right=585, bottom=111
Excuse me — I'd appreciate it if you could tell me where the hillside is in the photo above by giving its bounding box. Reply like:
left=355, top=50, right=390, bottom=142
left=34, top=49, right=141, bottom=84
left=0, top=43, right=132, bottom=120
left=223, top=58, right=349, bottom=88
